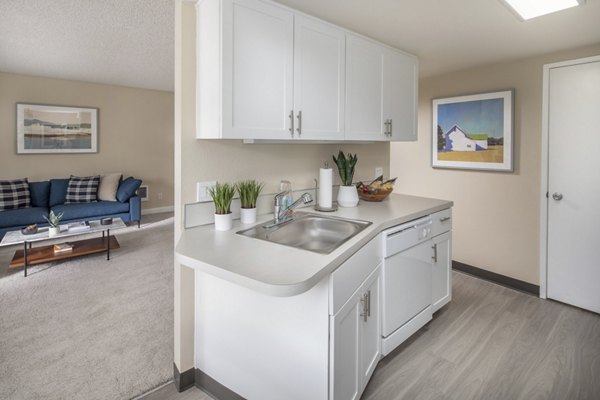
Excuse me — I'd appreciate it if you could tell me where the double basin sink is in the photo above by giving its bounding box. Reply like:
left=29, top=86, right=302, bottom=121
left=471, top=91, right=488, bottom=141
left=237, top=212, right=372, bottom=254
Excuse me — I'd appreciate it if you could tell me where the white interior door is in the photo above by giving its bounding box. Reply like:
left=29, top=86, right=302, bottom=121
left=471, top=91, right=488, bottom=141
left=546, top=56, right=600, bottom=314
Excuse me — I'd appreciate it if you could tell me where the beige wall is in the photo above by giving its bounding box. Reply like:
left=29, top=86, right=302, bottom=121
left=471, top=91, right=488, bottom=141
left=391, top=43, right=600, bottom=285
left=0, top=72, right=174, bottom=211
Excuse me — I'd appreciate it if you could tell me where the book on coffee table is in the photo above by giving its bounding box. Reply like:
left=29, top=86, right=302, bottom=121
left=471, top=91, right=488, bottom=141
left=53, top=243, right=73, bottom=254
left=67, top=221, right=91, bottom=233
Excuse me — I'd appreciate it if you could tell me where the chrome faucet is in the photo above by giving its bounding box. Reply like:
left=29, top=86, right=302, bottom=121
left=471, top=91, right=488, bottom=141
left=267, top=192, right=313, bottom=227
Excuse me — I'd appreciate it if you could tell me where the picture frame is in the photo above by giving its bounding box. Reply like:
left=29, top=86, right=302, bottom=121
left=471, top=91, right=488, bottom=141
left=16, top=103, right=98, bottom=154
left=432, top=90, right=514, bottom=172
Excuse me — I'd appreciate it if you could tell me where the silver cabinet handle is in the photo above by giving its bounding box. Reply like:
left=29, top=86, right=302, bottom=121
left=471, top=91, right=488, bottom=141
left=366, top=290, right=371, bottom=318
left=388, top=119, right=392, bottom=136
left=296, top=110, right=302, bottom=136
left=383, top=120, right=390, bottom=136
left=440, top=216, right=451, bottom=222
left=360, top=293, right=368, bottom=322
left=432, top=243, right=438, bottom=263
left=552, top=192, right=563, bottom=201
left=288, top=110, right=294, bottom=136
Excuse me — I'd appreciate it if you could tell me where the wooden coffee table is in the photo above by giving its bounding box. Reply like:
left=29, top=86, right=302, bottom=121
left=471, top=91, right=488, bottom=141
left=0, top=218, right=127, bottom=277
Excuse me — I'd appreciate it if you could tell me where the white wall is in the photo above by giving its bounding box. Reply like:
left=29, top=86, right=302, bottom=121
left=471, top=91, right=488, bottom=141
left=391, top=43, right=600, bottom=285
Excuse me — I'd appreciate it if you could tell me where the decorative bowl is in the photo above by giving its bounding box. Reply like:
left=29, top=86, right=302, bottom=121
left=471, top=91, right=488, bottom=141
left=21, top=224, right=39, bottom=235
left=357, top=188, right=393, bottom=202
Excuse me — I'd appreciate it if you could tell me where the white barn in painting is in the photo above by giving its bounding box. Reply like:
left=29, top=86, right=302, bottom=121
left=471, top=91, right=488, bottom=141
left=444, top=125, right=488, bottom=151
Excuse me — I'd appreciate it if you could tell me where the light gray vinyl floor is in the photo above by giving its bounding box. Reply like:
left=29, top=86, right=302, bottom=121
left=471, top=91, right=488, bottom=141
left=143, top=270, right=600, bottom=400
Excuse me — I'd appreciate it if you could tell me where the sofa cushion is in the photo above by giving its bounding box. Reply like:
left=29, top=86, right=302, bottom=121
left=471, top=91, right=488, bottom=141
left=0, top=207, right=49, bottom=228
left=29, top=181, right=50, bottom=208
left=49, top=179, right=69, bottom=207
left=52, top=201, right=129, bottom=220
left=97, top=173, right=122, bottom=201
left=0, top=178, right=31, bottom=211
left=116, top=177, right=142, bottom=203
left=65, top=175, right=100, bottom=204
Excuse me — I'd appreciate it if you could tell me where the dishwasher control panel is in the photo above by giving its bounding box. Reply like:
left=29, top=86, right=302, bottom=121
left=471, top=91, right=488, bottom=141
left=382, top=216, right=433, bottom=258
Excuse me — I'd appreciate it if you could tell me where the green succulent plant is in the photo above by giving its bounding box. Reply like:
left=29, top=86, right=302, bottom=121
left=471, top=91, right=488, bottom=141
left=208, top=182, right=236, bottom=215
left=236, top=180, right=264, bottom=209
left=43, top=210, right=64, bottom=227
left=333, top=151, right=358, bottom=186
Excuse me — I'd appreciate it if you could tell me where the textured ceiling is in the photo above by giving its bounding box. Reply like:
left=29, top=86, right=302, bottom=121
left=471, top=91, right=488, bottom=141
left=0, top=0, right=599, bottom=91
left=0, top=0, right=174, bottom=91
left=274, top=0, right=600, bottom=78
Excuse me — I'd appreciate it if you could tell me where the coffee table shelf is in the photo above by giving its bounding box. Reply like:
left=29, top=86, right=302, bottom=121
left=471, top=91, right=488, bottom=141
left=9, top=236, right=120, bottom=268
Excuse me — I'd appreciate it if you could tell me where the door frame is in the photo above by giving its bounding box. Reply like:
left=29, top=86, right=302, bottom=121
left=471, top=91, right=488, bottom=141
left=539, top=54, right=600, bottom=299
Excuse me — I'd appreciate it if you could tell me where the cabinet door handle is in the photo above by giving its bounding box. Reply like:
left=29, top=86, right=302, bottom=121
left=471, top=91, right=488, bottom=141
left=388, top=119, right=392, bottom=136
left=288, top=110, right=294, bottom=136
left=432, top=243, right=438, bottom=263
left=360, top=293, right=368, bottom=322
left=366, top=290, right=371, bottom=318
left=296, top=110, right=302, bottom=136
left=383, top=120, right=391, bottom=136
left=440, top=216, right=451, bottom=222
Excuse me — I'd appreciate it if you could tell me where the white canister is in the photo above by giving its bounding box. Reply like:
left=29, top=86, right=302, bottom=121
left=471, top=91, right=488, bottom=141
left=337, top=185, right=359, bottom=207
left=240, top=208, right=257, bottom=225
left=48, top=226, right=60, bottom=236
left=214, top=213, right=233, bottom=231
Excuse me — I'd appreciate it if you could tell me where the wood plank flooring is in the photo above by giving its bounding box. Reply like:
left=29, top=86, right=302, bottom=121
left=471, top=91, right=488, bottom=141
left=140, top=271, right=600, bottom=400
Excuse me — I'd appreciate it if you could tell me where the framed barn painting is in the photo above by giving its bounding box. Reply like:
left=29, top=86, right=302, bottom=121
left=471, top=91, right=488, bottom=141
left=16, top=103, right=98, bottom=154
left=432, top=90, right=513, bottom=172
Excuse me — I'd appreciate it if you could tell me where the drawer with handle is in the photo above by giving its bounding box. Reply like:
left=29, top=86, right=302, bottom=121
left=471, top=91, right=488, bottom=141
left=431, top=208, right=452, bottom=236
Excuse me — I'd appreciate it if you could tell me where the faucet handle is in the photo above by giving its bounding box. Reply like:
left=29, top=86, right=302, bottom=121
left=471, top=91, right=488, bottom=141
left=274, top=191, right=287, bottom=205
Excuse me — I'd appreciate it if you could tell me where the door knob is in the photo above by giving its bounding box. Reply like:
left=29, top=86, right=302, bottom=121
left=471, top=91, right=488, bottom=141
left=552, top=192, right=563, bottom=201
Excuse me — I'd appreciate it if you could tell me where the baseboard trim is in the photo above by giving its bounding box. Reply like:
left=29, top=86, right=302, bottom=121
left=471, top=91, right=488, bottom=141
left=195, top=369, right=245, bottom=400
left=173, top=363, right=195, bottom=392
left=142, top=206, right=174, bottom=215
left=453, top=261, right=539, bottom=296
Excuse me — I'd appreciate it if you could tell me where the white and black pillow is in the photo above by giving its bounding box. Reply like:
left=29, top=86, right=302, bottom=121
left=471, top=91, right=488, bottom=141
left=0, top=178, right=31, bottom=211
left=65, top=175, right=100, bottom=204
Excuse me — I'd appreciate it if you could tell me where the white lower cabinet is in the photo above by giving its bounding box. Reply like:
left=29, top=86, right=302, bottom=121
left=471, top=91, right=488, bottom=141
left=432, top=231, right=452, bottom=312
left=330, top=266, right=381, bottom=400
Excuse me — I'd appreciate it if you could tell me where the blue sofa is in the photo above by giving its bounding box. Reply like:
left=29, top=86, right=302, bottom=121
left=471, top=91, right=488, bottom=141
left=0, top=178, right=141, bottom=240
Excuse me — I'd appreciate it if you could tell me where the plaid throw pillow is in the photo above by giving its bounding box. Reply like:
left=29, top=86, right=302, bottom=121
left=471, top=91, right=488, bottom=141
left=65, top=175, right=100, bottom=204
left=0, top=178, right=31, bottom=211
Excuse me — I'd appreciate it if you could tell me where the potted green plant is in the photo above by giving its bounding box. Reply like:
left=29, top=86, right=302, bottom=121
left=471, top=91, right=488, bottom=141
left=43, top=210, right=64, bottom=236
left=236, top=180, right=264, bottom=224
left=332, top=150, right=359, bottom=207
left=208, top=182, right=236, bottom=231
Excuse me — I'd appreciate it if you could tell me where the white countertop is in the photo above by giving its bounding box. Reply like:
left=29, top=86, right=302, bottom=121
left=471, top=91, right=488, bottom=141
left=175, top=193, right=452, bottom=297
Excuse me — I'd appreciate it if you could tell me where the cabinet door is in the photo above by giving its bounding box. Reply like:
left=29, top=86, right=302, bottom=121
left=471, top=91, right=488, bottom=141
left=293, top=16, right=345, bottom=140
left=432, top=232, right=452, bottom=313
left=330, top=292, right=361, bottom=400
left=359, top=265, right=381, bottom=392
left=222, top=0, right=294, bottom=139
left=345, top=34, right=386, bottom=141
left=383, top=49, right=418, bottom=141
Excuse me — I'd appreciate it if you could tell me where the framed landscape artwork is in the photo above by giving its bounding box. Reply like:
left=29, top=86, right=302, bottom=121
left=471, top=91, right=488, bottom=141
left=432, top=90, right=513, bottom=171
left=16, top=103, right=98, bottom=154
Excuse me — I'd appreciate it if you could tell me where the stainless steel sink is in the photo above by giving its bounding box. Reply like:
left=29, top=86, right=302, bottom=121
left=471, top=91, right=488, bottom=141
left=237, top=212, right=372, bottom=254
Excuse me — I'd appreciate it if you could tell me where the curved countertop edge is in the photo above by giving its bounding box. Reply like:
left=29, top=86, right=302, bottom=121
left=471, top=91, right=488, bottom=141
left=175, top=194, right=453, bottom=297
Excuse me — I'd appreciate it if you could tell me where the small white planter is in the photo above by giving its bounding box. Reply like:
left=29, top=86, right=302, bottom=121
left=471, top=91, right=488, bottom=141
left=214, top=213, right=233, bottom=231
left=48, top=226, right=60, bottom=236
left=337, top=185, right=359, bottom=208
left=240, top=207, right=257, bottom=224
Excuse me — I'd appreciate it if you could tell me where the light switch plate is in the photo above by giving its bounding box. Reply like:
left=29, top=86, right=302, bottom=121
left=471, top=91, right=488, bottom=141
left=197, top=181, right=216, bottom=202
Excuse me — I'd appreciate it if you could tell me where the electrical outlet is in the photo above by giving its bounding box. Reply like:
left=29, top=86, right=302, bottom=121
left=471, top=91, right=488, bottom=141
left=157, top=192, right=163, bottom=200
left=375, top=167, right=384, bottom=179
left=197, top=181, right=216, bottom=202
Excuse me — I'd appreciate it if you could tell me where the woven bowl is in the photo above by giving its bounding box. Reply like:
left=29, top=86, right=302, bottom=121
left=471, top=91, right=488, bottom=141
left=358, top=188, right=393, bottom=202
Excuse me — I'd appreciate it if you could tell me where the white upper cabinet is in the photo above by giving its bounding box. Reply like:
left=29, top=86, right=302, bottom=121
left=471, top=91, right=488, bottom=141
left=293, top=16, right=345, bottom=140
left=196, top=0, right=417, bottom=141
left=346, top=34, right=418, bottom=141
left=384, top=48, right=418, bottom=141
left=345, top=35, right=385, bottom=141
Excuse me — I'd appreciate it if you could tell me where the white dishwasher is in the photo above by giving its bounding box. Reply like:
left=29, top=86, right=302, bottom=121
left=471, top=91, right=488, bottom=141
left=381, top=215, right=433, bottom=355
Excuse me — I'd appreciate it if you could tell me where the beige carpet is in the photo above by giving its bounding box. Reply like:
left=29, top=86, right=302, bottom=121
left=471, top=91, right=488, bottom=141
left=0, top=214, right=174, bottom=400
